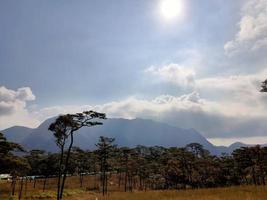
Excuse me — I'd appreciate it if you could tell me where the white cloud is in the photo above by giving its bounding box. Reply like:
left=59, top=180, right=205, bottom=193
left=153, top=92, right=202, bottom=104
left=2, top=73, right=267, bottom=142
left=197, top=72, right=263, bottom=100
left=224, top=0, right=267, bottom=55
left=25, top=90, right=267, bottom=140
left=31, top=92, right=209, bottom=123
left=144, top=62, right=267, bottom=117
left=0, top=86, right=35, bottom=116
left=16, top=87, right=36, bottom=101
left=145, top=63, right=195, bottom=87
left=0, top=86, right=38, bottom=129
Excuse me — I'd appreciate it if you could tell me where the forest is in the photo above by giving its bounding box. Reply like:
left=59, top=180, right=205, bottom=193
left=1, top=119, right=267, bottom=199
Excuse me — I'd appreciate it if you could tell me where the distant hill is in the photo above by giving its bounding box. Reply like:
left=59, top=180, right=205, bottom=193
left=2, top=126, right=34, bottom=143
left=1, top=117, right=254, bottom=155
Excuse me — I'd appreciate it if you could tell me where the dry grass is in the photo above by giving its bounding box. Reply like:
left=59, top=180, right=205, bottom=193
left=0, top=176, right=98, bottom=200
left=97, top=186, right=267, bottom=200
left=1, top=177, right=267, bottom=200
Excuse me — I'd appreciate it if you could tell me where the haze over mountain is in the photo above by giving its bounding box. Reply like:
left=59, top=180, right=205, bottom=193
left=1, top=117, right=253, bottom=155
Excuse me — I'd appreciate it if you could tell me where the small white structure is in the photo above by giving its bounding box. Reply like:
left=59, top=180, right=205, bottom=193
left=0, top=174, right=12, bottom=180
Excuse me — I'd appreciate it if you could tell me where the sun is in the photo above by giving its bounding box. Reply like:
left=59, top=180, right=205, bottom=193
left=160, top=0, right=183, bottom=21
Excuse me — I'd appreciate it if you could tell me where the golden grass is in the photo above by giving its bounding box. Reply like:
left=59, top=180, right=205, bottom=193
left=2, top=177, right=267, bottom=200
left=0, top=177, right=97, bottom=200
left=97, top=186, right=267, bottom=200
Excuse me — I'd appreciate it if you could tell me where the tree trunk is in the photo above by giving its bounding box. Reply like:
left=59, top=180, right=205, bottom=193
left=94, top=172, right=97, bottom=189
left=79, top=173, right=83, bottom=188
left=139, top=176, right=142, bottom=190
left=43, top=177, right=47, bottom=192
left=262, top=175, right=266, bottom=185
left=11, top=177, right=16, bottom=196
left=100, top=156, right=104, bottom=195
left=57, top=145, right=64, bottom=200
left=259, top=165, right=265, bottom=185
left=18, top=178, right=24, bottom=200
left=59, top=132, right=74, bottom=199
left=124, top=172, right=127, bottom=192
left=25, top=178, right=28, bottom=197
left=129, top=175, right=133, bottom=192
left=252, top=166, right=257, bottom=185
left=118, top=171, right=122, bottom=189
left=102, top=155, right=106, bottom=196
left=105, top=171, right=108, bottom=195
left=244, top=176, right=248, bottom=185
left=33, top=178, right=36, bottom=189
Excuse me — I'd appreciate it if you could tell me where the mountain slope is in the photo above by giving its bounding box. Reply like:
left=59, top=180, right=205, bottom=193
left=1, top=126, right=34, bottom=143
left=0, top=117, right=247, bottom=155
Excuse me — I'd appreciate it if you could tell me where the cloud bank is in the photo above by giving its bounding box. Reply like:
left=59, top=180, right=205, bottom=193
left=1, top=69, right=267, bottom=143
left=29, top=89, right=267, bottom=139
left=224, top=0, right=267, bottom=55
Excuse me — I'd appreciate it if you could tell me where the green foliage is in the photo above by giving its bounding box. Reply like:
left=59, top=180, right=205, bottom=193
left=0, top=132, right=30, bottom=176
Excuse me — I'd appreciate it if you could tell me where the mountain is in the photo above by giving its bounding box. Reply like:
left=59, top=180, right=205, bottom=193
left=228, top=142, right=253, bottom=152
left=0, top=117, right=249, bottom=155
left=2, top=126, right=34, bottom=143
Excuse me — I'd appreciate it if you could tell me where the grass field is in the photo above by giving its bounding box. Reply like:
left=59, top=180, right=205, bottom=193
left=96, top=186, right=267, bottom=200
left=1, top=177, right=267, bottom=200
left=0, top=176, right=99, bottom=200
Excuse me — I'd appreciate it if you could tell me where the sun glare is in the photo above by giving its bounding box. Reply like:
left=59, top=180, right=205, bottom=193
left=160, top=0, right=183, bottom=21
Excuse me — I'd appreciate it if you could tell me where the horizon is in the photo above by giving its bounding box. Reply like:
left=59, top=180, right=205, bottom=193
left=1, top=0, right=267, bottom=146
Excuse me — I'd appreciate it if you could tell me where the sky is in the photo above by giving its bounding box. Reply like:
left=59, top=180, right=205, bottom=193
left=1, top=0, right=267, bottom=146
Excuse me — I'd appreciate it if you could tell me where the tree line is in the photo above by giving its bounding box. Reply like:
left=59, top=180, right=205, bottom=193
left=2, top=130, right=267, bottom=198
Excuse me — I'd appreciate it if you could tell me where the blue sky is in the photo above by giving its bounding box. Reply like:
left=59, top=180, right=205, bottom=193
left=1, top=0, right=267, bottom=145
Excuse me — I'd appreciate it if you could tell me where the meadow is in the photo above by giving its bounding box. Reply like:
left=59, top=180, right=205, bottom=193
left=98, top=186, right=267, bottom=200
left=1, top=176, right=267, bottom=200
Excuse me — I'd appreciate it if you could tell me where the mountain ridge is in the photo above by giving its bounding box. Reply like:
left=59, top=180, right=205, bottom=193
left=1, top=117, right=255, bottom=155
